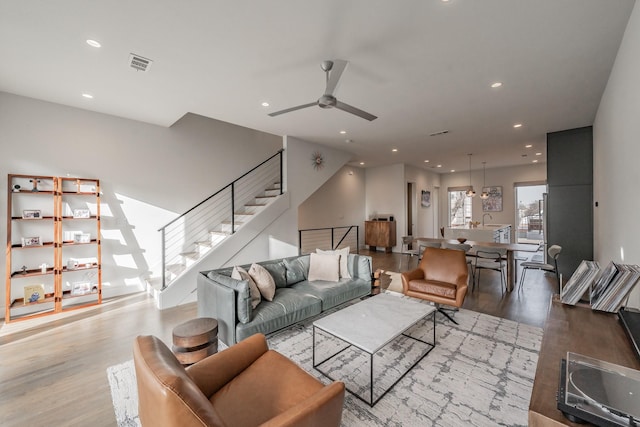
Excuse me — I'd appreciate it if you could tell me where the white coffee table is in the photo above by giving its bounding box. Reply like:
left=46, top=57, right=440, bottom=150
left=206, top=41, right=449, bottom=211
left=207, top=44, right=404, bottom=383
left=312, top=293, right=436, bottom=406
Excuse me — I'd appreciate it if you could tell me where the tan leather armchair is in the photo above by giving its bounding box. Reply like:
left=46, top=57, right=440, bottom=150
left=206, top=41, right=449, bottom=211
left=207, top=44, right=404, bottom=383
left=401, top=247, right=469, bottom=324
left=133, top=333, right=345, bottom=427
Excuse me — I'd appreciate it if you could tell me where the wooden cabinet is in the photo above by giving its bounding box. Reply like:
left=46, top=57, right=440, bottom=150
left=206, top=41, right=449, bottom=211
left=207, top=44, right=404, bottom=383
left=5, top=174, right=102, bottom=322
left=528, top=296, right=640, bottom=426
left=365, top=221, right=396, bottom=253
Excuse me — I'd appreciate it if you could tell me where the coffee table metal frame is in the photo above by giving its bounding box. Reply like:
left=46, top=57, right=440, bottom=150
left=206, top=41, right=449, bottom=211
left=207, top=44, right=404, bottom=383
left=312, top=294, right=436, bottom=407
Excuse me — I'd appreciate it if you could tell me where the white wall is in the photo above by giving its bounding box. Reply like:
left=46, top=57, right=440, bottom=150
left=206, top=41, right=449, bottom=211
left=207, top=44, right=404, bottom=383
left=298, top=165, right=366, bottom=247
left=0, top=92, right=281, bottom=316
left=365, top=164, right=405, bottom=252
left=224, top=136, right=353, bottom=264
left=405, top=165, right=441, bottom=239
left=593, top=1, right=640, bottom=308
left=439, top=163, right=547, bottom=231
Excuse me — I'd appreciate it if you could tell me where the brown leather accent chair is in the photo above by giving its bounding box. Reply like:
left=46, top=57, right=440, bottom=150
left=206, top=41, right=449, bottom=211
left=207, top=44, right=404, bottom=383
left=133, top=333, right=345, bottom=427
left=401, top=247, right=469, bottom=324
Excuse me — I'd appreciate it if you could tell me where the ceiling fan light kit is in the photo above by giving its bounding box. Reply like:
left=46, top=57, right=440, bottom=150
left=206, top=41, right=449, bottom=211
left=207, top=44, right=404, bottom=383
left=268, top=60, right=377, bottom=121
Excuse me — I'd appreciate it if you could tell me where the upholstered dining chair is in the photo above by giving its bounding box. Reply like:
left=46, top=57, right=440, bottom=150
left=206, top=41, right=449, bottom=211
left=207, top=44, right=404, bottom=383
left=401, top=247, right=469, bottom=324
left=518, top=245, right=562, bottom=293
left=473, top=246, right=508, bottom=294
left=133, top=333, right=345, bottom=427
left=417, top=241, right=443, bottom=261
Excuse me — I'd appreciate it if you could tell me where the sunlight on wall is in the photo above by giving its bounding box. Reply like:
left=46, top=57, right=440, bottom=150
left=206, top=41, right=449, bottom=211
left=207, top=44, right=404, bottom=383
left=101, top=229, right=126, bottom=245
left=113, top=254, right=138, bottom=269
left=269, top=235, right=298, bottom=259
left=114, top=192, right=177, bottom=275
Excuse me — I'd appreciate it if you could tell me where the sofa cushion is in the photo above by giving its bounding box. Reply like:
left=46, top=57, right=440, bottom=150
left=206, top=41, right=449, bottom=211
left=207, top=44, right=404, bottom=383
left=307, top=253, right=340, bottom=282
left=407, top=279, right=457, bottom=299
left=231, top=266, right=261, bottom=309
left=259, top=261, right=288, bottom=289
left=235, top=288, right=322, bottom=342
left=317, top=247, right=351, bottom=279
left=249, top=263, right=276, bottom=301
left=207, top=271, right=252, bottom=324
left=283, top=255, right=309, bottom=285
left=292, top=278, right=371, bottom=311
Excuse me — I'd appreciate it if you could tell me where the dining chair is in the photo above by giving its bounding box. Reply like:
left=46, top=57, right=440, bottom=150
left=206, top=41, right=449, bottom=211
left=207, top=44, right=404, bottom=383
left=401, top=236, right=419, bottom=257
left=417, top=241, right=443, bottom=261
left=518, top=245, right=562, bottom=293
left=473, top=245, right=508, bottom=294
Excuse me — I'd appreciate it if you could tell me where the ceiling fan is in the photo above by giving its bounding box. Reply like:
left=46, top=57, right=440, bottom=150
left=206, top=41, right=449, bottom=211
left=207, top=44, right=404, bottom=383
left=268, top=60, right=377, bottom=121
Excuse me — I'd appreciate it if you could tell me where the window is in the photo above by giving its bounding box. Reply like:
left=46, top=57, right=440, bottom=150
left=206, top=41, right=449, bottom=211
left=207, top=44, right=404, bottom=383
left=448, top=189, right=471, bottom=227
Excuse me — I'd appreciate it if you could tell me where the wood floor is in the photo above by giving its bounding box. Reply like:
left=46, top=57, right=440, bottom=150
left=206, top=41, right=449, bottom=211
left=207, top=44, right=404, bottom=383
left=0, top=250, right=556, bottom=427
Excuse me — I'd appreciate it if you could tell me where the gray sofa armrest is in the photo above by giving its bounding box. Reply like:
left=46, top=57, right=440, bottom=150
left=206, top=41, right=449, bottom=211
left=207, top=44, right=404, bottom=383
left=347, top=254, right=373, bottom=281
left=197, top=272, right=238, bottom=346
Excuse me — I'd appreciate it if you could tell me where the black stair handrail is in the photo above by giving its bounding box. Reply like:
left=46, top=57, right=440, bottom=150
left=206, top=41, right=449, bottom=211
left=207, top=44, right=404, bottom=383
left=158, top=149, right=284, bottom=232
left=158, top=148, right=284, bottom=289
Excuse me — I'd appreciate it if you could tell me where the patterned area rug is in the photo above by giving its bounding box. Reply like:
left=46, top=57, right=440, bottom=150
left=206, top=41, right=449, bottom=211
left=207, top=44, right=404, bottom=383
left=107, top=292, right=542, bottom=426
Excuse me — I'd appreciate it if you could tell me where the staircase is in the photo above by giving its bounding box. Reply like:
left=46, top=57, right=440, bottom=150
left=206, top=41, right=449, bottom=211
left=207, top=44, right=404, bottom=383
left=154, top=149, right=284, bottom=291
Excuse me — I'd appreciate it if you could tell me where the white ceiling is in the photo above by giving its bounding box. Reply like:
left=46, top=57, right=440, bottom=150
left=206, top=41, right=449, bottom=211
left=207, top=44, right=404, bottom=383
left=0, top=0, right=635, bottom=173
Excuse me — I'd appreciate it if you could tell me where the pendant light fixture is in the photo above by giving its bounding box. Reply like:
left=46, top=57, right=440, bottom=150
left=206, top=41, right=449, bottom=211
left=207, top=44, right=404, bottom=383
left=466, top=153, right=476, bottom=197
left=480, top=162, right=490, bottom=199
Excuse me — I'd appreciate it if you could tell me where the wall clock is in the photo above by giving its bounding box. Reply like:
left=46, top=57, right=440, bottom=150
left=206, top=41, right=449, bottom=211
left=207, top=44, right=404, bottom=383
left=312, top=151, right=324, bottom=170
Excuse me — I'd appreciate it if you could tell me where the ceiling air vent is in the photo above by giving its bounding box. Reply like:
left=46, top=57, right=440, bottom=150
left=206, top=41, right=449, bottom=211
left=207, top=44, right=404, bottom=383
left=429, top=130, right=449, bottom=137
left=129, top=53, right=153, bottom=72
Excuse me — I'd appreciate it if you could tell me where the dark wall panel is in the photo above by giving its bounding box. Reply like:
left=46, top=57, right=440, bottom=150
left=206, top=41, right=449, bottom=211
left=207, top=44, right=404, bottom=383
left=547, top=126, right=593, bottom=278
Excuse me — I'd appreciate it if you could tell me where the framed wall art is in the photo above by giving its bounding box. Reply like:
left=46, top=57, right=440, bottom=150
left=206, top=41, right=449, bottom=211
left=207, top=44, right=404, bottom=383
left=421, top=190, right=431, bottom=207
left=482, top=186, right=503, bottom=212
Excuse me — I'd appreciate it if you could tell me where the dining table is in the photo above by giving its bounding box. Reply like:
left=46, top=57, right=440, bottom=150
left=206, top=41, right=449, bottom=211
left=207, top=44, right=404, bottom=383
left=414, top=237, right=541, bottom=292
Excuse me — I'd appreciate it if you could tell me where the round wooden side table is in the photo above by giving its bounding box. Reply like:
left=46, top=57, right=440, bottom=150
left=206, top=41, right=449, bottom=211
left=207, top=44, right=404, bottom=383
left=172, top=317, right=218, bottom=365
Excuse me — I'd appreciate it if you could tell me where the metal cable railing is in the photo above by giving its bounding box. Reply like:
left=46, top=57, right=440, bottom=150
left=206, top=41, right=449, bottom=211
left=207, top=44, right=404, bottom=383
left=298, top=226, right=359, bottom=255
left=158, top=149, right=284, bottom=289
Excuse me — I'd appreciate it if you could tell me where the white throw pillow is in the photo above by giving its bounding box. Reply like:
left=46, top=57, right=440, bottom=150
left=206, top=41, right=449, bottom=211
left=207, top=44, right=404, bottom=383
left=248, top=263, right=276, bottom=301
left=231, top=266, right=261, bottom=309
left=307, top=253, right=340, bottom=282
left=316, top=247, right=351, bottom=279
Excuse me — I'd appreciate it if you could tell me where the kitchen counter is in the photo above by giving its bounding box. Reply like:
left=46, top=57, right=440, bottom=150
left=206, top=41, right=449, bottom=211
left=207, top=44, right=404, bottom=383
left=444, top=224, right=512, bottom=243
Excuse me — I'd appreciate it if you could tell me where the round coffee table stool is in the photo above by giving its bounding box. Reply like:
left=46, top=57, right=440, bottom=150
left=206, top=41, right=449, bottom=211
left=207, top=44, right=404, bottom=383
left=172, top=317, right=218, bottom=366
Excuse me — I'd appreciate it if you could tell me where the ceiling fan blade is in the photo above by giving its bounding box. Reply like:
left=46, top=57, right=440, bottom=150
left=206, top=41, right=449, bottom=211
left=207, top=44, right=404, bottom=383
left=334, top=101, right=377, bottom=121
left=324, top=60, right=347, bottom=96
left=268, top=102, right=317, bottom=117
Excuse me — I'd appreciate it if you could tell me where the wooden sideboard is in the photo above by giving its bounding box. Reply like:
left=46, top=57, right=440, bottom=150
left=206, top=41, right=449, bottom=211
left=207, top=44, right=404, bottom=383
left=528, top=295, right=640, bottom=426
left=364, top=221, right=396, bottom=253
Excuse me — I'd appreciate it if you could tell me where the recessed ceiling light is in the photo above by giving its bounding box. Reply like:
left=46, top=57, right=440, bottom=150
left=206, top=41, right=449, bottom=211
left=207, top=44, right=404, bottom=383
left=535, top=152, right=542, bottom=156
left=261, top=102, right=269, bottom=107
left=86, top=39, right=101, bottom=48
left=339, top=130, right=347, bottom=134
left=491, top=82, right=503, bottom=88
left=359, top=162, right=365, bottom=165
left=532, top=160, right=539, bottom=163
left=82, top=93, right=94, bottom=99
left=392, top=148, right=398, bottom=152
left=525, top=144, right=533, bottom=148
left=424, top=160, right=430, bottom=163
left=450, top=169, right=455, bottom=172
left=437, top=164, right=442, bottom=168
left=513, top=123, right=523, bottom=128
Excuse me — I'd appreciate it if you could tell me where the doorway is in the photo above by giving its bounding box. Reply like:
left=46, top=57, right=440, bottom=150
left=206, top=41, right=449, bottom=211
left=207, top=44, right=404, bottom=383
left=407, top=182, right=416, bottom=240
left=515, top=183, right=547, bottom=245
